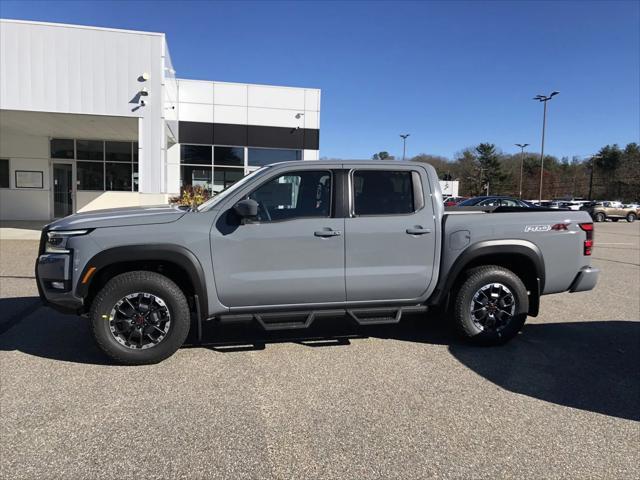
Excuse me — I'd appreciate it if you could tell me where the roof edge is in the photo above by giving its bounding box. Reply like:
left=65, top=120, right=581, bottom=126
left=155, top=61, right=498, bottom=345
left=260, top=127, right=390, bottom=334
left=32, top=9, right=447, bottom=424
left=0, top=18, right=165, bottom=37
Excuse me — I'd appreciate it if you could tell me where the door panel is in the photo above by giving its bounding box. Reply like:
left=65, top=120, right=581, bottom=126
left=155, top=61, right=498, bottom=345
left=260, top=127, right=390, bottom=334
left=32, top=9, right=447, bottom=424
left=210, top=169, right=345, bottom=308
left=345, top=169, right=437, bottom=301
left=53, top=164, right=73, bottom=218
left=211, top=218, right=345, bottom=307
left=345, top=215, right=436, bottom=301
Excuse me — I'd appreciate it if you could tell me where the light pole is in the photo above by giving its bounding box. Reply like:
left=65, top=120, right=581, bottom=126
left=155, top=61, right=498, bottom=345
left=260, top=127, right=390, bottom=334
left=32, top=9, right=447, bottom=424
left=533, top=91, right=559, bottom=201
left=515, top=143, right=530, bottom=199
left=400, top=134, right=410, bottom=161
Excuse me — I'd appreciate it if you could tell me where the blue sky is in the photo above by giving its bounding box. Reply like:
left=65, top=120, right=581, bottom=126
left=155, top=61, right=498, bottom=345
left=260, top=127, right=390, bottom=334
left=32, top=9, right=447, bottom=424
left=1, top=0, right=638, bottom=160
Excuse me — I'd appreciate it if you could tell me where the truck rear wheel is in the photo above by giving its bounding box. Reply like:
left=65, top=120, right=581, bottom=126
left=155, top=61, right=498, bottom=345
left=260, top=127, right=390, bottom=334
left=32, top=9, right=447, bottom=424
left=595, top=212, right=606, bottom=222
left=627, top=213, right=637, bottom=222
left=90, top=271, right=190, bottom=365
left=453, top=266, right=528, bottom=345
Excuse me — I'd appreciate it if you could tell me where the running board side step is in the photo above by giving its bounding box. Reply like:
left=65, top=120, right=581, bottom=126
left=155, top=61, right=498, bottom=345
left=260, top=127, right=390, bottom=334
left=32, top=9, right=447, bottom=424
left=347, top=306, right=427, bottom=326
left=216, top=306, right=428, bottom=331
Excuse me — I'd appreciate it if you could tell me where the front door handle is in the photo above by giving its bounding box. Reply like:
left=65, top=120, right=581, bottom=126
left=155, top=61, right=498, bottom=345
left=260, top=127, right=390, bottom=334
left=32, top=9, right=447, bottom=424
left=314, top=228, right=342, bottom=237
left=406, top=226, right=432, bottom=235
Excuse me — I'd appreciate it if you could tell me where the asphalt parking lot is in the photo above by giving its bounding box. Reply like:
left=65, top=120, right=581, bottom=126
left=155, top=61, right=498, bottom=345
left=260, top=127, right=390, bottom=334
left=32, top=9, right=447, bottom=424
left=1, top=222, right=638, bottom=479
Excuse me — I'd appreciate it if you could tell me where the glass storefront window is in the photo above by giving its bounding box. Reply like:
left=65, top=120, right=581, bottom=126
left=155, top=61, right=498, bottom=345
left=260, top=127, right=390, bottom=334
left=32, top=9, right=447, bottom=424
left=181, top=165, right=212, bottom=191
left=76, top=140, right=104, bottom=160
left=133, top=163, right=139, bottom=191
left=51, top=139, right=74, bottom=159
left=214, top=146, right=244, bottom=166
left=213, top=167, right=244, bottom=193
left=77, top=161, right=104, bottom=190
left=106, top=162, right=133, bottom=191
left=180, top=145, right=212, bottom=165
left=51, top=139, right=137, bottom=192
left=248, top=148, right=302, bottom=167
left=106, top=141, right=132, bottom=162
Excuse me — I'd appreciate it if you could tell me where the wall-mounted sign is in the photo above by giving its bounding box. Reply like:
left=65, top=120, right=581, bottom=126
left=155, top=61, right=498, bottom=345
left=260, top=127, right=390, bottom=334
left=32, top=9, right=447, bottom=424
left=15, top=170, right=43, bottom=189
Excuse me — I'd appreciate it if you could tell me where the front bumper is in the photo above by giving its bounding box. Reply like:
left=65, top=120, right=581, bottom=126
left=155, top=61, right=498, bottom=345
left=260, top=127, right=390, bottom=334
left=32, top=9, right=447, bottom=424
left=35, top=232, right=84, bottom=314
left=569, top=266, right=600, bottom=293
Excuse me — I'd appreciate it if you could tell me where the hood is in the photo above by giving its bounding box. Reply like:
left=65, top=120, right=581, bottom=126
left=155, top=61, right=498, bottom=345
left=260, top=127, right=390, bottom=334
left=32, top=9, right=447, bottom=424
left=47, top=205, right=188, bottom=230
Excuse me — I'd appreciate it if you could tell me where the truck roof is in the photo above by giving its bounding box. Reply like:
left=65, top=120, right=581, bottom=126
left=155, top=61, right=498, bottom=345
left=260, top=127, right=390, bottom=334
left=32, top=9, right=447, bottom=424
left=264, top=160, right=432, bottom=168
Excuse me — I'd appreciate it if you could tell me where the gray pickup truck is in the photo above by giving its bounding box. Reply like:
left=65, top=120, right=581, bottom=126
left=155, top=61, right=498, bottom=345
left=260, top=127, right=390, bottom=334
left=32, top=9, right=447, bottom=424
left=36, top=161, right=599, bottom=364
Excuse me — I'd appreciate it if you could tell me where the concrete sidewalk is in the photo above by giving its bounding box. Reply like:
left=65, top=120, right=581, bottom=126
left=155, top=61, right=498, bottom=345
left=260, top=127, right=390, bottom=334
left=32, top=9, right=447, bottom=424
left=0, top=221, right=48, bottom=240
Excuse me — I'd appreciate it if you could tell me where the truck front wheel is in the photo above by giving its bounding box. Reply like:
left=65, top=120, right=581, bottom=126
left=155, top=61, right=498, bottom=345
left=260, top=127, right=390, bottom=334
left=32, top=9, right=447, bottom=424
left=90, top=271, right=191, bottom=365
left=453, top=266, right=529, bottom=345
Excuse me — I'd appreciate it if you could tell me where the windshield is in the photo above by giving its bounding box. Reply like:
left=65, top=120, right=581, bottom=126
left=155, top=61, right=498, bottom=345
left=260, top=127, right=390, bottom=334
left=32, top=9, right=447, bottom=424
left=197, top=167, right=271, bottom=211
left=457, top=197, right=483, bottom=206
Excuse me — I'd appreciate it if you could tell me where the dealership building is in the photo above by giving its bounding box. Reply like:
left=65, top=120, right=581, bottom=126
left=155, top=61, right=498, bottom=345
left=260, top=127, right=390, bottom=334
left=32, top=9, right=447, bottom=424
left=0, top=19, right=321, bottom=220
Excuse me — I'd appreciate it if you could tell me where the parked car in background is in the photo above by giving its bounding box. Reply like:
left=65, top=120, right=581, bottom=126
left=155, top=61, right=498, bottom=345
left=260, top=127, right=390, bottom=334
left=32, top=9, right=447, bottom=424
left=443, top=196, right=468, bottom=206
left=456, top=196, right=537, bottom=208
left=583, top=201, right=637, bottom=222
left=552, top=199, right=590, bottom=211
left=529, top=200, right=553, bottom=207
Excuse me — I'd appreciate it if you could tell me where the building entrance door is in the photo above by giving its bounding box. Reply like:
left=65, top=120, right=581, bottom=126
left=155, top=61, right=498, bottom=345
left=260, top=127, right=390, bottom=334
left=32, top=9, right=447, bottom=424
left=53, top=163, right=73, bottom=218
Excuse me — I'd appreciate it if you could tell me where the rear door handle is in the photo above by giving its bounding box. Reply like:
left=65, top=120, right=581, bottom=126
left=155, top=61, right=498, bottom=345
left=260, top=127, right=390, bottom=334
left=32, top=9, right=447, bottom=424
left=314, top=229, right=342, bottom=237
left=406, top=226, right=432, bottom=235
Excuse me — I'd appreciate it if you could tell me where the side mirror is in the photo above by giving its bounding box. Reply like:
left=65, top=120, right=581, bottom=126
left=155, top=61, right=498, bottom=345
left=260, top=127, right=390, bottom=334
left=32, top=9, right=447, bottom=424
left=234, top=198, right=259, bottom=218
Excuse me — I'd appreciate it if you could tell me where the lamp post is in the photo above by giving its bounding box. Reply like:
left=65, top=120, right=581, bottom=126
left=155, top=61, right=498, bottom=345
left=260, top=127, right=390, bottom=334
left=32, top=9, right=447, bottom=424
left=533, top=91, right=559, bottom=202
left=515, top=143, right=530, bottom=199
left=400, top=134, right=410, bottom=161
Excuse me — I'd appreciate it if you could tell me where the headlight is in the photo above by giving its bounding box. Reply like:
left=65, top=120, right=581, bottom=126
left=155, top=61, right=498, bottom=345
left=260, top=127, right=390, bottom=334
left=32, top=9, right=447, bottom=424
left=45, top=230, right=90, bottom=253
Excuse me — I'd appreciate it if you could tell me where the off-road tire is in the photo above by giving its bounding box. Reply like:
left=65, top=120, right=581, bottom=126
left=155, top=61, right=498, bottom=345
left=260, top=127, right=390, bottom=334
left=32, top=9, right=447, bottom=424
left=627, top=213, right=637, bottom=223
left=453, top=265, right=529, bottom=346
left=90, top=271, right=190, bottom=365
left=595, top=212, right=606, bottom=223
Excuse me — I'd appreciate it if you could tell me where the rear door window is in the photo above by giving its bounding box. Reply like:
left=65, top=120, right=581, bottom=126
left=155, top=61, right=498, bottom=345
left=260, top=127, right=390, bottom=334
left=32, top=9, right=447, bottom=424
left=352, top=170, right=421, bottom=216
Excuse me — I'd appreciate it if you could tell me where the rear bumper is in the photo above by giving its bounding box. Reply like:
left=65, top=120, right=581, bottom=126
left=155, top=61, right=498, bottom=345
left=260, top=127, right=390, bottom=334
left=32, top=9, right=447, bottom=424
left=569, top=266, right=599, bottom=293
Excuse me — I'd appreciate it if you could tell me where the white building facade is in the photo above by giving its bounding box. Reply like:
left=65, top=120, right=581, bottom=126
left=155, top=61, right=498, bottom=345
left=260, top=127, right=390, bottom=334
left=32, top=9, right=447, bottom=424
left=0, top=19, right=320, bottom=220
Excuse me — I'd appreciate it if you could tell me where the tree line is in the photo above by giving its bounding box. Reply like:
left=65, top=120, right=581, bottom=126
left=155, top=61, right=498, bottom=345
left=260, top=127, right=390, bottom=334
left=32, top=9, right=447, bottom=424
left=370, top=143, right=639, bottom=201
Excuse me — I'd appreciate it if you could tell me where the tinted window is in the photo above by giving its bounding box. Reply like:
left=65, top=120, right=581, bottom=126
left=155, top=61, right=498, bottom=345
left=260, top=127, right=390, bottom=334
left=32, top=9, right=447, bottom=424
left=248, top=148, right=302, bottom=167
left=181, top=145, right=212, bottom=165
left=353, top=170, right=415, bottom=215
left=249, top=170, right=331, bottom=221
left=457, top=198, right=479, bottom=206
left=181, top=165, right=212, bottom=191
left=500, top=198, right=519, bottom=207
left=133, top=163, right=139, bottom=191
left=213, top=167, right=244, bottom=193
left=51, top=139, right=74, bottom=159
left=0, top=159, right=8, bottom=188
left=106, top=162, right=133, bottom=191
left=479, top=198, right=500, bottom=206
left=77, top=161, right=104, bottom=190
left=105, top=141, right=132, bottom=162
left=76, top=140, right=103, bottom=160
left=214, top=146, right=244, bottom=166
